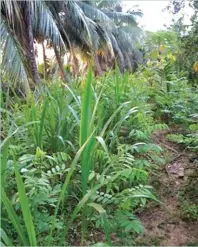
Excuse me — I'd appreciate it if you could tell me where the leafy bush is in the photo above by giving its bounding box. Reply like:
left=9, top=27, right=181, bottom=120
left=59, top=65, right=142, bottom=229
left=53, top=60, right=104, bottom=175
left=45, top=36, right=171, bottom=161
left=1, top=59, right=198, bottom=245
left=1, top=68, right=166, bottom=246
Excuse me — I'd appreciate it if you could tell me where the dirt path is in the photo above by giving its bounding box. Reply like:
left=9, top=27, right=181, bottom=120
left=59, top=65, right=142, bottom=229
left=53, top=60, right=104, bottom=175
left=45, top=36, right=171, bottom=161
left=135, top=130, right=198, bottom=246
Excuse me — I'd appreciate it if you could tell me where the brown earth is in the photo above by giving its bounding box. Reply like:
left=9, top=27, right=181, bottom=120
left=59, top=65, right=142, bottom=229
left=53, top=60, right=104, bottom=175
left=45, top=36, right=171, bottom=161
left=135, top=129, right=198, bottom=246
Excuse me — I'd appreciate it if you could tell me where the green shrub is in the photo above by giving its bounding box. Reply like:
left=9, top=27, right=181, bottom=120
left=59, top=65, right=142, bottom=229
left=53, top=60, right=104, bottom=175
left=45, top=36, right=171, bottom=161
left=1, top=63, right=197, bottom=245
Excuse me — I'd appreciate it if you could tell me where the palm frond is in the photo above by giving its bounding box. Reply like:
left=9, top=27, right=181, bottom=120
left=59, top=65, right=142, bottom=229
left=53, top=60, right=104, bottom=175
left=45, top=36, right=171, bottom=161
left=30, top=1, right=65, bottom=47
left=109, top=33, right=124, bottom=64
left=114, top=28, right=136, bottom=53
left=66, top=1, right=93, bottom=46
left=0, top=16, right=30, bottom=94
left=121, top=26, right=145, bottom=43
left=126, top=10, right=143, bottom=18
left=104, top=11, right=138, bottom=26
left=96, top=0, right=120, bottom=10
left=94, top=23, right=114, bottom=56
left=0, top=0, right=21, bottom=24
left=54, top=1, right=100, bottom=52
left=77, top=1, right=114, bottom=30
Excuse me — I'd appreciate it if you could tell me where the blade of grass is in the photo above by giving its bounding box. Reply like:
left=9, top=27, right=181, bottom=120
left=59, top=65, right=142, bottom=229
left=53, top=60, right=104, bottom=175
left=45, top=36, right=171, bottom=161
left=80, top=136, right=96, bottom=244
left=79, top=99, right=131, bottom=244
left=48, top=129, right=96, bottom=246
left=80, top=66, right=97, bottom=244
left=0, top=228, right=14, bottom=246
left=63, top=83, right=81, bottom=107
left=87, top=203, right=111, bottom=245
left=31, top=106, right=39, bottom=147
left=115, top=64, right=121, bottom=107
left=95, top=136, right=111, bottom=162
left=112, top=107, right=138, bottom=131
left=1, top=188, right=28, bottom=246
left=1, top=140, right=9, bottom=189
left=100, top=101, right=130, bottom=137
left=80, top=65, right=93, bottom=148
left=38, top=98, right=48, bottom=148
left=14, top=159, right=37, bottom=246
left=61, top=136, right=118, bottom=242
left=89, top=86, right=106, bottom=130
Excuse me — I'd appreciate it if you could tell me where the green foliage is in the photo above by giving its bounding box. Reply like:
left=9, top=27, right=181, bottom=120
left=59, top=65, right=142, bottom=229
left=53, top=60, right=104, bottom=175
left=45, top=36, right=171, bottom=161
left=168, top=132, right=198, bottom=151
left=115, top=210, right=143, bottom=234
left=13, top=160, right=37, bottom=246
left=168, top=0, right=198, bottom=84
left=180, top=200, right=198, bottom=221
left=1, top=4, right=198, bottom=244
left=0, top=228, right=14, bottom=246
left=1, top=70, right=162, bottom=245
left=2, top=49, right=198, bottom=246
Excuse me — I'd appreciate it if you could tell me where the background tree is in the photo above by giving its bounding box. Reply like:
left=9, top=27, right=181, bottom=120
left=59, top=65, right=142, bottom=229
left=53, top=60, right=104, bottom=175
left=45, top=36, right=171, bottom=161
left=167, top=0, right=198, bottom=84
left=0, top=0, right=65, bottom=94
left=1, top=0, right=143, bottom=94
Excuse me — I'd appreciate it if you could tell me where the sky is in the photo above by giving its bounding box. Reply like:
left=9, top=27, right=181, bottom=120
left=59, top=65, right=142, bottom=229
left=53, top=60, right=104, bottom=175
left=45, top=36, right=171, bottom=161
left=123, top=1, right=194, bottom=32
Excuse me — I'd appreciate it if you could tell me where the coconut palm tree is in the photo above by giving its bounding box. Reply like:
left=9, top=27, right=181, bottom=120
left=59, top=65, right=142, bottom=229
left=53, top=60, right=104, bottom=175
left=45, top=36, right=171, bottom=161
left=1, top=0, right=65, bottom=94
left=76, top=1, right=144, bottom=73
left=1, top=0, right=143, bottom=94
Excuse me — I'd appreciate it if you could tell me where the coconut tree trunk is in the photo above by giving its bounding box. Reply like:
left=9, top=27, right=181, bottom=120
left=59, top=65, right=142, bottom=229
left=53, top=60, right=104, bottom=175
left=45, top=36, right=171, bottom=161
left=41, top=40, right=47, bottom=80
left=124, top=53, right=132, bottom=72
left=94, top=54, right=103, bottom=76
left=23, top=2, right=40, bottom=84
left=53, top=45, right=71, bottom=83
left=70, top=48, right=79, bottom=77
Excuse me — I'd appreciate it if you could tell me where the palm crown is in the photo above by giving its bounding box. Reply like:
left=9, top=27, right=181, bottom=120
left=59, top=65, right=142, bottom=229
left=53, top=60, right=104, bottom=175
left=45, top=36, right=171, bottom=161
left=0, top=0, right=143, bottom=94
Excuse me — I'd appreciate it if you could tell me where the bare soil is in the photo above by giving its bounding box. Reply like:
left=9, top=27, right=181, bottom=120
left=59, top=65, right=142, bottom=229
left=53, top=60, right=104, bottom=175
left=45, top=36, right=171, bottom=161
left=135, top=129, right=198, bottom=246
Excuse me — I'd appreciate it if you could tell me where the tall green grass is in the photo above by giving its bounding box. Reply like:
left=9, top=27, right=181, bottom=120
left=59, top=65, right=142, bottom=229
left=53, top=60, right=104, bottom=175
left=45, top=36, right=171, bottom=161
left=80, top=67, right=95, bottom=243
left=1, top=71, right=137, bottom=245
left=1, top=66, right=183, bottom=245
left=1, top=159, right=37, bottom=246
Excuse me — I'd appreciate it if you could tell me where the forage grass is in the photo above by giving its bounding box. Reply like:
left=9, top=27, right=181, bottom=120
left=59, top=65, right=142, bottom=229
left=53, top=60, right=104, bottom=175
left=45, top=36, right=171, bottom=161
left=0, top=228, right=14, bottom=246
left=31, top=98, right=48, bottom=149
left=48, top=129, right=96, bottom=246
left=115, top=65, right=121, bottom=107
left=14, top=158, right=37, bottom=246
left=1, top=188, right=28, bottom=246
left=38, top=98, right=48, bottom=148
left=80, top=66, right=95, bottom=243
left=1, top=140, right=9, bottom=189
left=88, top=203, right=111, bottom=245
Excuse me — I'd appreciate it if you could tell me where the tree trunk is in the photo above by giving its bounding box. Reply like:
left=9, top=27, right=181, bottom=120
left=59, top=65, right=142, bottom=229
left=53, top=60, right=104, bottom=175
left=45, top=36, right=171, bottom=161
left=70, top=48, right=79, bottom=77
left=42, top=41, right=47, bottom=80
left=23, top=2, right=40, bottom=84
left=53, top=45, right=71, bottom=83
left=94, top=55, right=103, bottom=76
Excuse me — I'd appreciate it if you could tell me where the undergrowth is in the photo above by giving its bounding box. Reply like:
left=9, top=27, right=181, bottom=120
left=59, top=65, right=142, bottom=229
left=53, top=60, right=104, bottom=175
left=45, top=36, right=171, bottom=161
left=1, top=62, right=198, bottom=246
